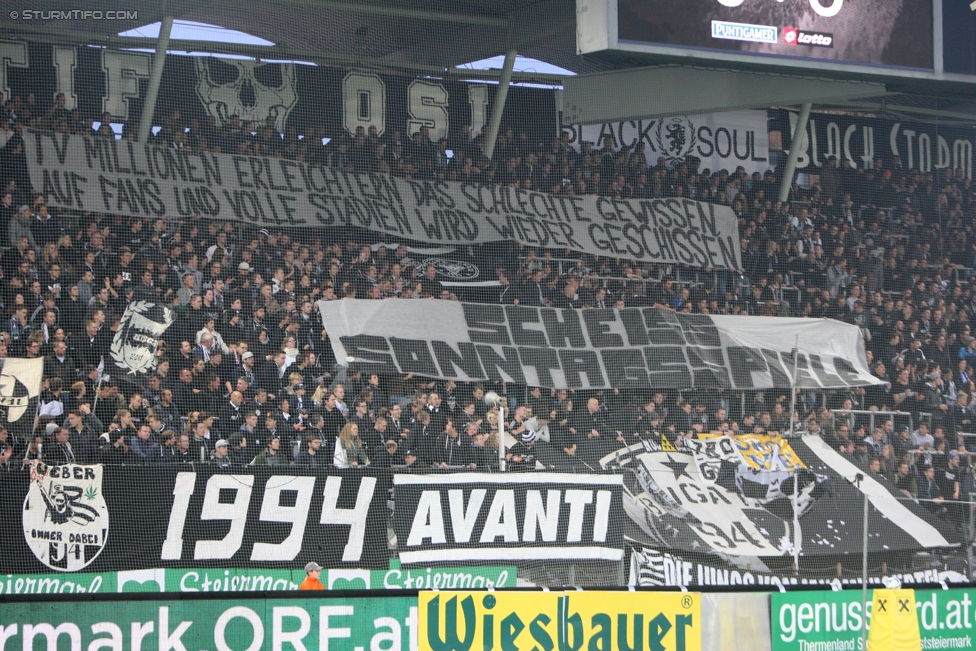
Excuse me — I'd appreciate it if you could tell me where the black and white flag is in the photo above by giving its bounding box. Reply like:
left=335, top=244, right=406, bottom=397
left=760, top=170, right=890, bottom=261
left=604, top=434, right=957, bottom=558
left=0, top=358, right=43, bottom=436
left=109, top=301, right=175, bottom=377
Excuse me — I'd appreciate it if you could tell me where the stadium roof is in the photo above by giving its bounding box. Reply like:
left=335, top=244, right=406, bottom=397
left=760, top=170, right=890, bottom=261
left=3, top=0, right=975, bottom=122
left=0, top=0, right=601, bottom=82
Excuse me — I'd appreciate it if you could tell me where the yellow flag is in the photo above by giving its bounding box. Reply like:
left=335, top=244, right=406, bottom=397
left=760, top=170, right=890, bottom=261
left=868, top=588, right=922, bottom=651
left=661, top=434, right=676, bottom=452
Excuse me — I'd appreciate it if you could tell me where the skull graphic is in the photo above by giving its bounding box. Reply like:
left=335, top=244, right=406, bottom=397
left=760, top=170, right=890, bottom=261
left=194, top=58, right=298, bottom=133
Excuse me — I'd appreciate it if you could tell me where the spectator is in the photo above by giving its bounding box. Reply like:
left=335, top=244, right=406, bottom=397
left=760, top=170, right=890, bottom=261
left=918, top=464, right=945, bottom=513
left=333, top=422, right=369, bottom=468
left=130, top=424, right=161, bottom=463
left=296, top=434, right=326, bottom=468
left=433, top=419, right=465, bottom=468
left=211, top=438, right=232, bottom=467
left=43, top=427, right=75, bottom=464
left=251, top=435, right=284, bottom=466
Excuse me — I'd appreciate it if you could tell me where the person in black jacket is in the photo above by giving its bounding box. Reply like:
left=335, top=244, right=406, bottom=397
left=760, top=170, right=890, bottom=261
left=365, top=373, right=388, bottom=411
left=172, top=434, right=195, bottom=464
left=217, top=391, right=245, bottom=436
left=386, top=403, right=410, bottom=444
left=574, top=397, right=613, bottom=467
left=43, top=428, right=76, bottom=465
left=402, top=448, right=428, bottom=471
left=43, top=341, right=75, bottom=384
left=918, top=464, right=946, bottom=514
left=257, top=351, right=288, bottom=395
left=407, top=409, right=437, bottom=464
left=296, top=434, right=328, bottom=468
left=433, top=419, right=467, bottom=468
left=466, top=427, right=498, bottom=471
left=319, top=392, right=345, bottom=441
left=350, top=398, right=373, bottom=439
left=519, top=269, right=547, bottom=307
left=69, top=320, right=110, bottom=371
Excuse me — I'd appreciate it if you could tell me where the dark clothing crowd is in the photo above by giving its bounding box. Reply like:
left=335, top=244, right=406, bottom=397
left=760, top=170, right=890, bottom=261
left=0, top=91, right=974, bottom=518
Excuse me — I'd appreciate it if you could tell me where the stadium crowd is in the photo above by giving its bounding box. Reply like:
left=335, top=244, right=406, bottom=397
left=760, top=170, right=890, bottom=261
left=0, top=92, right=975, bottom=509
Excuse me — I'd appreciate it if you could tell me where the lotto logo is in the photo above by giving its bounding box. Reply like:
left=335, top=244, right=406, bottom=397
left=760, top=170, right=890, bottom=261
left=798, top=30, right=834, bottom=47
left=783, top=27, right=798, bottom=45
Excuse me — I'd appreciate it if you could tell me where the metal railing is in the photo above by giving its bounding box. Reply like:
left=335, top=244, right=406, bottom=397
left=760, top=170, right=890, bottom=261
left=831, top=409, right=914, bottom=442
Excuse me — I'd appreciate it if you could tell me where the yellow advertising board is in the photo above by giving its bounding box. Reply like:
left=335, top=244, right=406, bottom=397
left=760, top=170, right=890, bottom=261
left=419, top=590, right=701, bottom=651
left=867, top=588, right=923, bottom=651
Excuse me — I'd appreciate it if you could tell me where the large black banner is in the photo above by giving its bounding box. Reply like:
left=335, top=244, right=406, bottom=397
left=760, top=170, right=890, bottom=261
left=0, top=40, right=554, bottom=142
left=772, top=109, right=975, bottom=181
left=392, top=472, right=625, bottom=565
left=3, top=464, right=389, bottom=574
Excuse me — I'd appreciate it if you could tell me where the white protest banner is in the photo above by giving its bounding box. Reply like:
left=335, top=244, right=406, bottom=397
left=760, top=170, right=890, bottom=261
left=318, top=298, right=882, bottom=390
left=23, top=130, right=742, bottom=269
left=561, top=110, right=770, bottom=175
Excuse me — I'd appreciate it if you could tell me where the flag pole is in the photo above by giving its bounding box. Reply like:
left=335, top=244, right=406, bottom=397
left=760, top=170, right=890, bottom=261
left=860, top=474, right=869, bottom=650
left=498, top=404, right=506, bottom=472
left=792, top=462, right=801, bottom=574
left=789, top=335, right=801, bottom=576
left=91, top=371, right=105, bottom=414
left=788, top=335, right=800, bottom=436
left=28, top=386, right=44, bottom=442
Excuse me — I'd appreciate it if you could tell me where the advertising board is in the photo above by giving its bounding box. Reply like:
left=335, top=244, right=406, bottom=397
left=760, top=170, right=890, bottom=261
left=0, top=564, right=517, bottom=595
left=420, top=590, right=701, bottom=651
left=771, top=589, right=976, bottom=651
left=0, top=596, right=417, bottom=651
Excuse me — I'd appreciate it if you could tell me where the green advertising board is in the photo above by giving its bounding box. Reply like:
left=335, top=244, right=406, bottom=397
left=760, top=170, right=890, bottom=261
left=0, top=596, right=415, bottom=651
left=771, top=588, right=976, bottom=651
left=0, top=563, right=517, bottom=595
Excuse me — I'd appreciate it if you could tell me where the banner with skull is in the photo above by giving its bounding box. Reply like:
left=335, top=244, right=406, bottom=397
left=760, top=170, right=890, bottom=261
left=0, top=40, right=556, bottom=146
left=109, top=302, right=175, bottom=378
left=194, top=58, right=299, bottom=135
left=602, top=434, right=957, bottom=558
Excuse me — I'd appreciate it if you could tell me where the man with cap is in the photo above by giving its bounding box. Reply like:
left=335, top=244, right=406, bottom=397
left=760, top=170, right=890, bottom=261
left=299, top=562, right=325, bottom=590
left=233, top=351, right=258, bottom=389
left=212, top=439, right=232, bottom=468
left=9, top=204, right=37, bottom=251
left=402, top=448, right=428, bottom=471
